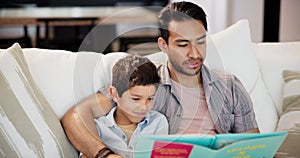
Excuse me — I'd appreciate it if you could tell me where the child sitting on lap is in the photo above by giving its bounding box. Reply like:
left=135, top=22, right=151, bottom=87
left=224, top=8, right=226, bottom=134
left=92, top=55, right=168, bottom=158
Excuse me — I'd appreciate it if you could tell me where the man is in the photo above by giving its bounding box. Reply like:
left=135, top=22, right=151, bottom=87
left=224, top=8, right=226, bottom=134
left=61, top=1, right=260, bottom=158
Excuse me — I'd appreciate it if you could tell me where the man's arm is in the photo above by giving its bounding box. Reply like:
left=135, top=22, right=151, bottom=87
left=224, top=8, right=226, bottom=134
left=61, top=93, right=114, bottom=158
left=230, top=75, right=260, bottom=134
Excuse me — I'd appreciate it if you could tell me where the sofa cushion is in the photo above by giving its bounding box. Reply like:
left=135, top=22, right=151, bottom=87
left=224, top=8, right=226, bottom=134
left=275, top=70, right=300, bottom=157
left=206, top=19, right=277, bottom=132
left=281, top=70, right=300, bottom=115
left=22, top=48, right=121, bottom=119
left=253, top=41, right=300, bottom=113
left=93, top=52, right=128, bottom=94
left=0, top=43, right=77, bottom=157
left=206, top=19, right=259, bottom=92
left=22, top=48, right=79, bottom=119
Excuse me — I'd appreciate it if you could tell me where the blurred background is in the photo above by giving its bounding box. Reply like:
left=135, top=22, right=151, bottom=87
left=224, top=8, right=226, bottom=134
left=0, top=0, right=299, bottom=54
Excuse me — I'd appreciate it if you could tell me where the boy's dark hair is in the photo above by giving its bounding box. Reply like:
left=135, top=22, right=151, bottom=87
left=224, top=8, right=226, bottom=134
left=158, top=1, right=208, bottom=44
left=112, top=54, right=160, bottom=97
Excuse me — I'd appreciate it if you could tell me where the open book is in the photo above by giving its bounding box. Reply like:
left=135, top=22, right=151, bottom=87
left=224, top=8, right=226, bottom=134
left=134, top=132, right=288, bottom=158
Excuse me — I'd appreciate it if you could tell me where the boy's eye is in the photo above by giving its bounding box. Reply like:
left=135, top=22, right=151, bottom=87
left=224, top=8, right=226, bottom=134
left=131, top=98, right=140, bottom=101
left=148, top=97, right=154, bottom=101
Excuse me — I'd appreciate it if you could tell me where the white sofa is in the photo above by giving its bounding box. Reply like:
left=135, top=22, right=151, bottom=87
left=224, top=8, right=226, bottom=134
left=1, top=19, right=300, bottom=157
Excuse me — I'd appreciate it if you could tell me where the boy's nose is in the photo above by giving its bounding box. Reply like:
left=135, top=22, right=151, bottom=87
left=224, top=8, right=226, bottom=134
left=139, top=100, right=151, bottom=109
left=139, top=105, right=147, bottom=110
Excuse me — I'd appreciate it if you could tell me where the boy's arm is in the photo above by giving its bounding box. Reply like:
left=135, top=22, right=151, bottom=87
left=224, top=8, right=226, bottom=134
left=241, top=128, right=260, bottom=133
left=61, top=93, right=115, bottom=158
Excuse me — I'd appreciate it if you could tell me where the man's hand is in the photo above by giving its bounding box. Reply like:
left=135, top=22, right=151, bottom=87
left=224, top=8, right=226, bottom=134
left=61, top=93, right=113, bottom=157
left=82, top=153, right=124, bottom=158
left=242, top=128, right=260, bottom=133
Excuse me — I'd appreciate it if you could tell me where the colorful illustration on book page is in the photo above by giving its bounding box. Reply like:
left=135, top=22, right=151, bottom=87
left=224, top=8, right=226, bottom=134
left=150, top=141, right=193, bottom=158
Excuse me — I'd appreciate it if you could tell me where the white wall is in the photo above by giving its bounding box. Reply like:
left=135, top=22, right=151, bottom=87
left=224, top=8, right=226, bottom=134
left=223, top=0, right=300, bottom=42
left=228, top=0, right=264, bottom=42
left=279, top=0, right=300, bottom=42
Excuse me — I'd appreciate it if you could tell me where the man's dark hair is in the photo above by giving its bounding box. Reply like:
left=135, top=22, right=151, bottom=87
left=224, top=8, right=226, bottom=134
left=112, top=54, right=160, bottom=97
left=158, top=1, right=208, bottom=43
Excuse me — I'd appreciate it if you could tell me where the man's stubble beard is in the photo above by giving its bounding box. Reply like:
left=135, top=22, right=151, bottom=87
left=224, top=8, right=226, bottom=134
left=169, top=59, right=202, bottom=77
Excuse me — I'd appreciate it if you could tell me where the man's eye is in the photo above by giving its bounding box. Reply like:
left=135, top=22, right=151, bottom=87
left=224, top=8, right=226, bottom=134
left=197, top=41, right=205, bottom=45
left=178, top=44, right=188, bottom=47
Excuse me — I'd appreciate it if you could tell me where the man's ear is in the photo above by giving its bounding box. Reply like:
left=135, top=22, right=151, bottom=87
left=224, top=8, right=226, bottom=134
left=109, top=86, right=120, bottom=102
left=158, top=37, right=168, bottom=52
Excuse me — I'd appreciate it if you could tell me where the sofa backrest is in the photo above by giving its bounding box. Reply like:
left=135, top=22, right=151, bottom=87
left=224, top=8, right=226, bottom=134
left=22, top=48, right=127, bottom=119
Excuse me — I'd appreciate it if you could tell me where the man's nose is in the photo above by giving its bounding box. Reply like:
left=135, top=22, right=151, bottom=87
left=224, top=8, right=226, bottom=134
left=188, top=45, right=201, bottom=58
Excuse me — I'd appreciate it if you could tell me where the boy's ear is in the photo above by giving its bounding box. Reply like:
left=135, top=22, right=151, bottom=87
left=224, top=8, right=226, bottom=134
left=109, top=86, right=120, bottom=102
left=158, top=37, right=168, bottom=52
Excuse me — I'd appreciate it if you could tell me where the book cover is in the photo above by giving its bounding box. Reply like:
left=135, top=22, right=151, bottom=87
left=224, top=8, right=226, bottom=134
left=134, top=132, right=288, bottom=158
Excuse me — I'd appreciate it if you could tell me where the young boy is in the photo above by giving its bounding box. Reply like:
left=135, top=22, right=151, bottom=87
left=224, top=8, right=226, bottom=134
left=91, top=55, right=168, bottom=158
